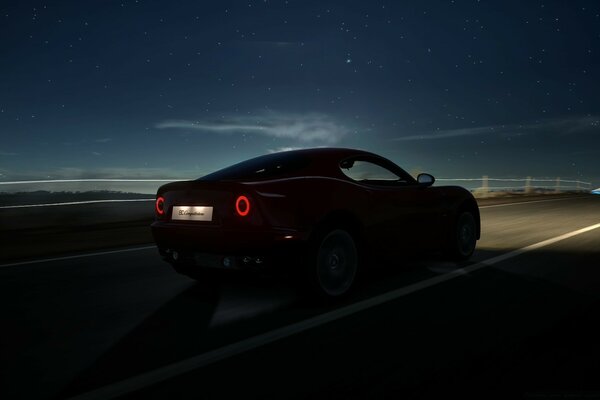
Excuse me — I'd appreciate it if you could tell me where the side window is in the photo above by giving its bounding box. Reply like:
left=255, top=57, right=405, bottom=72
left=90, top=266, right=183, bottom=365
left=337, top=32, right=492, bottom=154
left=340, top=159, right=403, bottom=184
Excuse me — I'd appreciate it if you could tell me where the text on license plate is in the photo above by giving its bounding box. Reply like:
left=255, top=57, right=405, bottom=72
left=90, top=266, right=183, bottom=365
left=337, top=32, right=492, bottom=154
left=172, top=206, right=213, bottom=221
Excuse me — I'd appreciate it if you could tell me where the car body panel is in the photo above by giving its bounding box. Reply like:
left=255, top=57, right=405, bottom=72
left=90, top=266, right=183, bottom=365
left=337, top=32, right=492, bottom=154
left=151, top=148, right=480, bottom=270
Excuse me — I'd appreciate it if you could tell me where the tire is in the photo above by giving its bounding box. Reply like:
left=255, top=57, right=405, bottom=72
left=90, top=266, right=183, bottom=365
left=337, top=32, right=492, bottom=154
left=308, top=229, right=358, bottom=298
left=448, top=211, right=477, bottom=261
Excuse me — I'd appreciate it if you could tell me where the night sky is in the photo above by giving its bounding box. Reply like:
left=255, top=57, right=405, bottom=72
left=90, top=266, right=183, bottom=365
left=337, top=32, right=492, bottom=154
left=1, top=0, right=599, bottom=185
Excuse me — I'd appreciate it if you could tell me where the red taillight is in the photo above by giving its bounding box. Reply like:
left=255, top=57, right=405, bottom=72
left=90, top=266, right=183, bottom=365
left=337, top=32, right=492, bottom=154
left=156, top=196, right=165, bottom=215
left=235, top=195, right=250, bottom=217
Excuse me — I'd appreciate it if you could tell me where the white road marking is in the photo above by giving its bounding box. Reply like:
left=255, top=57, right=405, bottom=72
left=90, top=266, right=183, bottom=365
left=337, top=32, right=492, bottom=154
left=0, top=198, right=153, bottom=209
left=0, top=196, right=589, bottom=268
left=66, top=222, right=600, bottom=400
left=478, top=223, right=600, bottom=266
left=479, top=196, right=583, bottom=209
left=0, top=246, right=156, bottom=268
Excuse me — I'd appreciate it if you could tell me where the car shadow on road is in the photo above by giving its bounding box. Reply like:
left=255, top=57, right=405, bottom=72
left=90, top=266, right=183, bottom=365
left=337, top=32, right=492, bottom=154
left=59, top=248, right=489, bottom=398
left=59, top=271, right=299, bottom=398
left=82, top=248, right=600, bottom=400
left=61, top=244, right=600, bottom=399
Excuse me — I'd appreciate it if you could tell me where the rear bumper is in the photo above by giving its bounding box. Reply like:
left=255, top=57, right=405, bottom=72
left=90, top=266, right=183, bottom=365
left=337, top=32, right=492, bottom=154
left=151, top=221, right=309, bottom=270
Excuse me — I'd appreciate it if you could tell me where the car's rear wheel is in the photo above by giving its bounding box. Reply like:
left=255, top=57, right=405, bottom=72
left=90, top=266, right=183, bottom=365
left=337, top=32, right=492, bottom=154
left=309, top=229, right=358, bottom=298
left=448, top=211, right=477, bottom=261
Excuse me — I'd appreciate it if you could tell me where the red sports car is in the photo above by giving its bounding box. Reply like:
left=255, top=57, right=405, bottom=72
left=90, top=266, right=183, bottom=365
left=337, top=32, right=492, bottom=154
left=151, top=148, right=480, bottom=298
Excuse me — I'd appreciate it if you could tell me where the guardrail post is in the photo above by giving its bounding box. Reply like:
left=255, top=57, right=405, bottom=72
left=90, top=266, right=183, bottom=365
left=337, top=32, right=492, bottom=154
left=525, top=176, right=532, bottom=194
left=475, top=175, right=489, bottom=198
left=555, top=177, right=561, bottom=193
left=576, top=180, right=580, bottom=192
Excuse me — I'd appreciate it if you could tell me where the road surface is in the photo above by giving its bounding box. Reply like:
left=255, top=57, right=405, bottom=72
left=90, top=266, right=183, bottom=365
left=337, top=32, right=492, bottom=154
left=1, top=195, right=600, bottom=399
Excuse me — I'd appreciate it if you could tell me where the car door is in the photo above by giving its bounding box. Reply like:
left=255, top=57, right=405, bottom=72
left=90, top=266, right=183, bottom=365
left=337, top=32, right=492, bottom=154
left=339, top=157, right=444, bottom=253
left=387, top=183, right=446, bottom=251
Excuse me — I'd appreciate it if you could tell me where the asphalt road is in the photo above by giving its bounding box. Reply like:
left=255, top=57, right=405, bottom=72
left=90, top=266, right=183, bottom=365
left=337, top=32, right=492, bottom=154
left=1, top=195, right=600, bottom=399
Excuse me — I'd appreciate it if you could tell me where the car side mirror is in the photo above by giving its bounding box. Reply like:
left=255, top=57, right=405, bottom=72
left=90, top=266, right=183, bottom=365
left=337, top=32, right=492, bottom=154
left=417, top=173, right=435, bottom=187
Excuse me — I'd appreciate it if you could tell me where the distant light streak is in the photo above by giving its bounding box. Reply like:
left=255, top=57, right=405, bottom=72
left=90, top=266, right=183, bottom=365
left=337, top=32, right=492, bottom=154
left=0, top=199, right=154, bottom=209
left=437, top=178, right=591, bottom=184
left=0, top=179, right=179, bottom=185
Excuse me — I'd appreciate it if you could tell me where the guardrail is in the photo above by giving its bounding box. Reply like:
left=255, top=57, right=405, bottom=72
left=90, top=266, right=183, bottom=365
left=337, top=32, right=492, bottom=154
left=436, top=176, right=593, bottom=197
left=0, top=179, right=176, bottom=194
left=0, top=179, right=176, bottom=209
left=0, top=176, right=595, bottom=208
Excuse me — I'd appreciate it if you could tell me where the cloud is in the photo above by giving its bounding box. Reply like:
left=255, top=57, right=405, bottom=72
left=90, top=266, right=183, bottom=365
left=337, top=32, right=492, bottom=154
left=156, top=111, right=347, bottom=143
left=394, top=126, right=499, bottom=141
left=267, top=146, right=304, bottom=153
left=92, top=152, right=102, bottom=156
left=267, top=145, right=329, bottom=154
left=392, top=115, right=600, bottom=141
left=0, top=151, right=18, bottom=156
left=94, top=138, right=112, bottom=143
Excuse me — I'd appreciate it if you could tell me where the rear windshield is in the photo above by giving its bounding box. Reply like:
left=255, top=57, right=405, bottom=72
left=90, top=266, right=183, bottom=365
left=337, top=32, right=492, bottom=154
left=199, top=152, right=310, bottom=181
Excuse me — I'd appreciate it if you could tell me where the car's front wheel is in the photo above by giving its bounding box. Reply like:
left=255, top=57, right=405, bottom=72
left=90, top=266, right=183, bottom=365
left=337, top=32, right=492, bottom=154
left=448, top=211, right=477, bottom=261
left=309, top=229, right=358, bottom=299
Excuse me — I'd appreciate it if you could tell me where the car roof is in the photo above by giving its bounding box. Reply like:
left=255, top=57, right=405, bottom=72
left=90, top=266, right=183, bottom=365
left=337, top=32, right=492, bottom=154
left=267, top=147, right=411, bottom=180
left=270, top=147, right=378, bottom=175
left=273, top=147, right=374, bottom=159
left=198, top=147, right=411, bottom=182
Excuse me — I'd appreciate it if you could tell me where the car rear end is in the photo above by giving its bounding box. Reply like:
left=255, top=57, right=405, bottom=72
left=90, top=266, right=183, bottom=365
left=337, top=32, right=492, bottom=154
left=151, top=180, right=307, bottom=272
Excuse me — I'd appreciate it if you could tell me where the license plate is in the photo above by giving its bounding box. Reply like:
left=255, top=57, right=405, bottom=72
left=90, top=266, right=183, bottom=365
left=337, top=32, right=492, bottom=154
left=172, top=206, right=213, bottom=221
